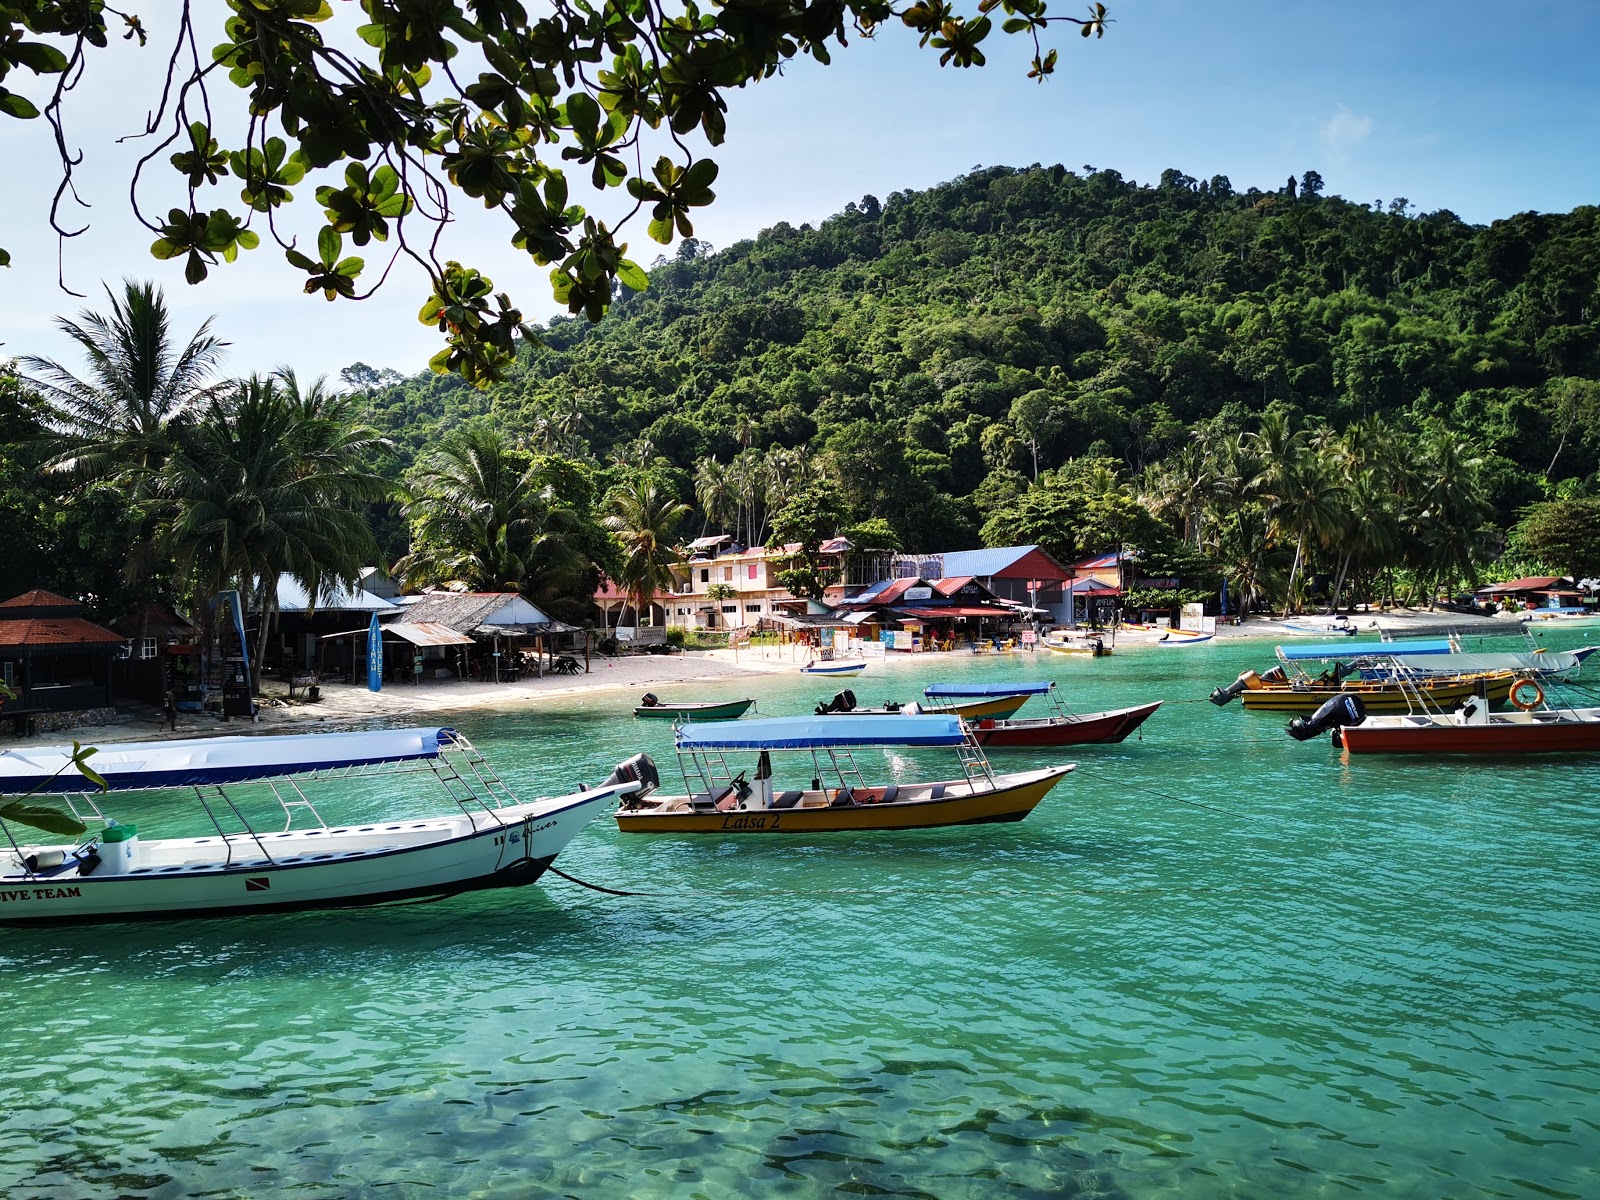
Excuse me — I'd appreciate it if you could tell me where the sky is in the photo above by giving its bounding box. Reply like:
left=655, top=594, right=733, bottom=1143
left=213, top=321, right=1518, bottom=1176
left=3, top=1, right=1599, bottom=383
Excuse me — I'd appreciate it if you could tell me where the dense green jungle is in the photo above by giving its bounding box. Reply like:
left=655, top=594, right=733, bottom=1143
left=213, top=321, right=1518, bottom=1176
left=6, top=164, right=1600, bottom=624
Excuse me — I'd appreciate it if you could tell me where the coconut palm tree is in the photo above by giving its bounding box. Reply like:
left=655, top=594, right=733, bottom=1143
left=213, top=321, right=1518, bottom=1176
left=23, top=280, right=226, bottom=489
left=694, top=455, right=734, bottom=537
left=397, top=425, right=567, bottom=592
left=604, top=475, right=690, bottom=627
left=150, top=374, right=389, bottom=681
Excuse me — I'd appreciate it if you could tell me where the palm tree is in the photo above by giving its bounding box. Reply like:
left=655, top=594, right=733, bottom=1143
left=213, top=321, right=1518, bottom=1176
left=150, top=374, right=389, bottom=682
left=604, top=475, right=690, bottom=627
left=694, top=455, right=734, bottom=537
left=397, top=425, right=563, bottom=591
left=23, top=280, right=225, bottom=488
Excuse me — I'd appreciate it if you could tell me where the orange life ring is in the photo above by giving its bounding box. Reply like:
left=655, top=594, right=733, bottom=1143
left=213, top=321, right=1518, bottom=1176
left=1509, top=678, right=1544, bottom=711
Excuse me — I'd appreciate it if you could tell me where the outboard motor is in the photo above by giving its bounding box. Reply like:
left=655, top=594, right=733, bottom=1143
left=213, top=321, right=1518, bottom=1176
left=605, top=753, right=660, bottom=807
left=639, top=692, right=659, bottom=708
left=1286, top=694, right=1366, bottom=742
left=1210, top=670, right=1260, bottom=706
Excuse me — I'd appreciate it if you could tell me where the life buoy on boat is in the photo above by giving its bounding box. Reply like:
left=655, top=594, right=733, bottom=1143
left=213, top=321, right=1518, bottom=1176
left=1509, top=679, right=1544, bottom=711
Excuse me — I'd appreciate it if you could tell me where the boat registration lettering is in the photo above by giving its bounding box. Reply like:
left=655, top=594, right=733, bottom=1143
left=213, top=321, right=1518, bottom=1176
left=0, top=886, right=83, bottom=903
left=720, top=815, right=778, bottom=831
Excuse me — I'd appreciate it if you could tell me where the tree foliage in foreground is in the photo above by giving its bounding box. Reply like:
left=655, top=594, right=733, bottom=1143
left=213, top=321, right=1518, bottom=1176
left=2, top=1, right=1110, bottom=382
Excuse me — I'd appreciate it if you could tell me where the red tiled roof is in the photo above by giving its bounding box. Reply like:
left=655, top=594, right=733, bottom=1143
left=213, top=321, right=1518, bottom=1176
left=0, top=617, right=126, bottom=648
left=932, top=576, right=975, bottom=596
left=0, top=589, right=79, bottom=609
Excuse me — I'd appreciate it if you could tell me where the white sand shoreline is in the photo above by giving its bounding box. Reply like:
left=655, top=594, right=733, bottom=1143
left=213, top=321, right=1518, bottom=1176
left=1, top=607, right=1531, bottom=748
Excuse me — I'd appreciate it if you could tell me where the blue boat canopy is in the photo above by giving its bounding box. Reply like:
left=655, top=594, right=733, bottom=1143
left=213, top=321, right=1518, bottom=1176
left=1278, top=639, right=1454, bottom=661
left=0, top=728, right=455, bottom=794
left=923, top=682, right=1054, bottom=698
left=675, top=714, right=968, bottom=751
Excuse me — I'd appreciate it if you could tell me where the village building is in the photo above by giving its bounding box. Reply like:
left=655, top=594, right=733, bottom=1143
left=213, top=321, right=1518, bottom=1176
left=394, top=591, right=582, bottom=679
left=674, top=537, right=807, bottom=629
left=1475, top=575, right=1586, bottom=612
left=109, top=602, right=200, bottom=706
left=936, top=545, right=1076, bottom=623
left=0, top=590, right=124, bottom=733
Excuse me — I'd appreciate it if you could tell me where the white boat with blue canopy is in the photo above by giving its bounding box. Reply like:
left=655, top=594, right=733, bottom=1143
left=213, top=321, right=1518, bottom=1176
left=1, top=727, right=652, bottom=926
left=615, top=714, right=1074, bottom=834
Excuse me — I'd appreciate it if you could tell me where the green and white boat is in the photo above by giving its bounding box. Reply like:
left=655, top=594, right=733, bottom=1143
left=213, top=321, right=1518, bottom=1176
left=632, top=695, right=755, bottom=721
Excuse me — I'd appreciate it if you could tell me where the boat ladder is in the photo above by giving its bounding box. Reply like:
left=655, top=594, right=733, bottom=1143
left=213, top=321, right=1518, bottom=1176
left=955, top=738, right=996, bottom=785
left=266, top=779, right=328, bottom=833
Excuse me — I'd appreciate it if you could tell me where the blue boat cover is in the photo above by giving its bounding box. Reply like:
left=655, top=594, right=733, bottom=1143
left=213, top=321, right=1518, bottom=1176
left=1278, top=639, right=1454, bottom=661
left=0, top=728, right=453, bottom=794
left=676, top=714, right=967, bottom=751
left=923, top=681, right=1054, bottom=698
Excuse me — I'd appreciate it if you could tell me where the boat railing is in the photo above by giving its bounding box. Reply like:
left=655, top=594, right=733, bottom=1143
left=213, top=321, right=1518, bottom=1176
left=955, top=734, right=997, bottom=787
left=195, top=783, right=280, bottom=868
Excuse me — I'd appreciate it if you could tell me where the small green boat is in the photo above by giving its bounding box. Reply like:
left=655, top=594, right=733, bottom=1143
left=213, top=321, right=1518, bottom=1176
left=633, top=695, right=755, bottom=721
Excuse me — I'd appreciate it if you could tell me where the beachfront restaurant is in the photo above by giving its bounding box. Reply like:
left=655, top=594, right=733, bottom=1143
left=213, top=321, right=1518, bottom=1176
left=1475, top=575, right=1585, bottom=612
left=831, top=577, right=1019, bottom=649
left=0, top=589, right=125, bottom=733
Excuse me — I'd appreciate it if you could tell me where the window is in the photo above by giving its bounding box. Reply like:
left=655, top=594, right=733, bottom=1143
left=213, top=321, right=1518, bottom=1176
left=721, top=604, right=737, bottom=614
left=700, top=568, right=709, bottom=583
left=140, top=636, right=158, bottom=660
left=722, top=567, right=733, bottom=581
left=746, top=603, right=761, bottom=613
left=747, top=564, right=757, bottom=580
left=1, top=661, right=13, bottom=687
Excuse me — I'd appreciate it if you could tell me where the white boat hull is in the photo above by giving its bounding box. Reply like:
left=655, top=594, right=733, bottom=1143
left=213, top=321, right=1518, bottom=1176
left=2, top=788, right=620, bottom=926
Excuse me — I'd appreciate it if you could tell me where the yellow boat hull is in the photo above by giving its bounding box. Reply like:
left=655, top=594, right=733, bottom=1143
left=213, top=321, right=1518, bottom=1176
left=1239, top=671, right=1516, bottom=713
left=614, top=766, right=1073, bottom=834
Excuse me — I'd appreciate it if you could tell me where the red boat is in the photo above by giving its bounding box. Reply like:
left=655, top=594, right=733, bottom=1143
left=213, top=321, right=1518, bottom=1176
left=1337, top=703, right=1600, bottom=755
left=968, top=700, right=1163, bottom=747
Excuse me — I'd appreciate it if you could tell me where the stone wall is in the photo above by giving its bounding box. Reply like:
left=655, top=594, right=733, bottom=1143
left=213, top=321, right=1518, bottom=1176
left=26, top=707, right=121, bottom=736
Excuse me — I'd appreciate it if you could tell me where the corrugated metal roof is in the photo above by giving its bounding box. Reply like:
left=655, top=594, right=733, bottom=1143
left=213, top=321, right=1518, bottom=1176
left=276, top=578, right=399, bottom=613
left=940, top=547, right=1037, bottom=577
left=399, top=592, right=549, bottom=630
left=383, top=621, right=476, bottom=647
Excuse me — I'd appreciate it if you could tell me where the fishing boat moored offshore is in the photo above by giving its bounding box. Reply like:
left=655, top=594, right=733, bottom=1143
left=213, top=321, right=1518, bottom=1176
left=633, top=694, right=755, bottom=720
left=614, top=713, right=1074, bottom=834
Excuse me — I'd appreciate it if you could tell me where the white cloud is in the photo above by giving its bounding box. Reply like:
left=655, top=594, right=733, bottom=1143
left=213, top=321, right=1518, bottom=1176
left=1319, top=106, right=1374, bottom=155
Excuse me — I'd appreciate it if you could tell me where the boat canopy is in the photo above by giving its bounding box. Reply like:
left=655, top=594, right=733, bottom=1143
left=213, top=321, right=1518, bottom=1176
left=675, top=714, right=967, bottom=751
left=923, top=682, right=1054, bottom=698
left=0, top=728, right=457, bottom=794
left=1278, top=639, right=1454, bottom=661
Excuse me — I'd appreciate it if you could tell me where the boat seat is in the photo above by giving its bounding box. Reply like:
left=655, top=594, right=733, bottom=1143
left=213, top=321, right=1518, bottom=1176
left=771, top=791, right=804, bottom=809
left=689, top=785, right=736, bottom=812
left=828, top=788, right=857, bottom=808
left=927, top=784, right=945, bottom=800
left=879, top=784, right=899, bottom=804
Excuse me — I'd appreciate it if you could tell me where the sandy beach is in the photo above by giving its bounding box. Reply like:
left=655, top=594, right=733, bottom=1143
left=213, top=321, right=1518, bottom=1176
left=1, top=606, right=1531, bottom=749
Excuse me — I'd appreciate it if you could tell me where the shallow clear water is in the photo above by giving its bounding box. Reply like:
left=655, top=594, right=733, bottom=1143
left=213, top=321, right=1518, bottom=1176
left=5, top=630, right=1599, bottom=1199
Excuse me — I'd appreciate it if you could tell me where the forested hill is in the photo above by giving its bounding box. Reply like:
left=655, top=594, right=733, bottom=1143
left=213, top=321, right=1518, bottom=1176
left=358, top=164, right=1600, bottom=555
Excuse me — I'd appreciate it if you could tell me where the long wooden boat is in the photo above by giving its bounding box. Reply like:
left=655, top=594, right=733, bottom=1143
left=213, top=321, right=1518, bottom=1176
left=1043, top=635, right=1111, bottom=656
left=1336, top=704, right=1600, bottom=754
left=1157, top=629, right=1213, bottom=646
left=969, top=701, right=1163, bottom=747
left=615, top=713, right=1074, bottom=834
left=633, top=695, right=755, bottom=720
left=1238, top=670, right=1517, bottom=713
left=815, top=690, right=1034, bottom=722
left=0, top=728, right=641, bottom=927
left=1331, top=684, right=1600, bottom=752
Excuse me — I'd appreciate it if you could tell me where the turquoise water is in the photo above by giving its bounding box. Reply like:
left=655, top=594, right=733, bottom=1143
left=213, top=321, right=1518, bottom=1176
left=5, top=631, right=1599, bottom=1199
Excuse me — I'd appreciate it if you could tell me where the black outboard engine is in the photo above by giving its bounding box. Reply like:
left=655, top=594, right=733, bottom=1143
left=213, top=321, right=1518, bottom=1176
left=1286, top=694, right=1366, bottom=742
left=640, top=692, right=659, bottom=708
left=1210, top=670, right=1259, bottom=706
left=816, top=690, right=857, bottom=715
left=605, top=753, right=660, bottom=807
